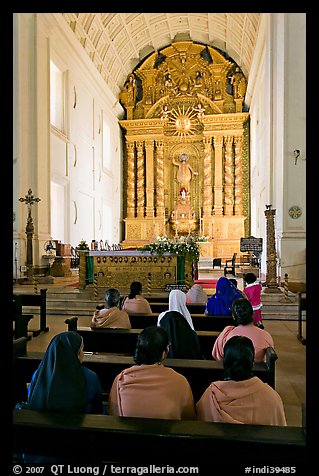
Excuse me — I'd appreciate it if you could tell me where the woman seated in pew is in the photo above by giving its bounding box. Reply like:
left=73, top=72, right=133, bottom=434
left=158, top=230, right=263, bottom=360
left=185, top=283, right=208, bottom=305
left=121, top=281, right=152, bottom=314
left=91, top=287, right=131, bottom=329
left=108, top=326, right=196, bottom=420
left=159, top=310, right=203, bottom=359
left=196, top=335, right=287, bottom=426
left=157, top=289, right=195, bottom=330
left=205, top=276, right=244, bottom=316
left=212, top=298, right=274, bottom=362
left=156, top=289, right=202, bottom=359
left=24, top=331, right=104, bottom=414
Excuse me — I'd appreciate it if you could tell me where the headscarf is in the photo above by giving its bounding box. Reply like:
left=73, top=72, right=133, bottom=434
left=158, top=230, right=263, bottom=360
left=205, top=277, right=243, bottom=316
left=159, top=311, right=203, bottom=359
left=157, top=289, right=194, bottom=330
left=185, top=284, right=208, bottom=305
left=27, top=331, right=87, bottom=412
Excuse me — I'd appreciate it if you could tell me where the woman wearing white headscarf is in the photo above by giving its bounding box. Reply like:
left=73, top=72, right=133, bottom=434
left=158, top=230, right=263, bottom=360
left=157, top=289, right=195, bottom=330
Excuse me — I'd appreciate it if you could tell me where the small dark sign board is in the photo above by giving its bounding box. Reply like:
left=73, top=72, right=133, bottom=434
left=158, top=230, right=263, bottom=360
left=240, top=236, right=263, bottom=252
left=165, top=284, right=187, bottom=292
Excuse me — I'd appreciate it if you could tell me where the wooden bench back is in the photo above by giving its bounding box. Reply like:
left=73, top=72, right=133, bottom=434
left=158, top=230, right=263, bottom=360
left=13, top=409, right=305, bottom=465
left=14, top=347, right=277, bottom=405
left=13, top=289, right=48, bottom=337
left=66, top=314, right=234, bottom=332
left=63, top=325, right=219, bottom=360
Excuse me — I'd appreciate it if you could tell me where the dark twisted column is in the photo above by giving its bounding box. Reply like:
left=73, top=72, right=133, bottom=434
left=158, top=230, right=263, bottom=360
left=264, top=205, right=281, bottom=293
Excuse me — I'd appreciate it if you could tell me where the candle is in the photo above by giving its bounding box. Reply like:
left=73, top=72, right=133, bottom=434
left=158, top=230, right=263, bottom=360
left=188, top=211, right=191, bottom=234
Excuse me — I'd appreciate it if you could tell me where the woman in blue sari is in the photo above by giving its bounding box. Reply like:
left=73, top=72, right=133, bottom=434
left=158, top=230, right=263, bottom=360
left=205, top=277, right=244, bottom=316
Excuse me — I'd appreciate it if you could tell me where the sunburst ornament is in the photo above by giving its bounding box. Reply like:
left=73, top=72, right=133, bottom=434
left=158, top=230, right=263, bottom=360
left=161, top=103, right=204, bottom=140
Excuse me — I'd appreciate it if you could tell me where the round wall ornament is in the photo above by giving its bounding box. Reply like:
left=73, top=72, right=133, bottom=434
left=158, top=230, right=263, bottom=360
left=288, top=206, right=302, bottom=219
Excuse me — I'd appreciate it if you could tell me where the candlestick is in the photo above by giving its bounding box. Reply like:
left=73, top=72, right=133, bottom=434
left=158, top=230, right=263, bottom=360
left=188, top=210, right=191, bottom=234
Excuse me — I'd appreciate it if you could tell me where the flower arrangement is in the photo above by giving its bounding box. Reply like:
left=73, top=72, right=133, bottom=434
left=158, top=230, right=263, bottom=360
left=140, top=235, right=200, bottom=262
left=77, top=239, right=89, bottom=251
left=195, top=235, right=210, bottom=242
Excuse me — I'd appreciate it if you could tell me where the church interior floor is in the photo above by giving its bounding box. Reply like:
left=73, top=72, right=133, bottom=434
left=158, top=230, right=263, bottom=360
left=14, top=269, right=306, bottom=428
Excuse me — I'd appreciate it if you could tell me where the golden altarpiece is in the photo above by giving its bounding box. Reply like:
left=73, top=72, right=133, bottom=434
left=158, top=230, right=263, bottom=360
left=119, top=41, right=250, bottom=260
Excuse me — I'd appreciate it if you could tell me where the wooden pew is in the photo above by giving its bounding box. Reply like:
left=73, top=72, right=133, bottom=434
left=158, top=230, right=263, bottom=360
left=14, top=347, right=278, bottom=404
left=13, top=337, right=29, bottom=407
left=13, top=289, right=49, bottom=337
left=149, top=302, right=206, bottom=314
left=64, top=323, right=219, bottom=360
left=13, top=409, right=305, bottom=465
left=66, top=314, right=234, bottom=332
left=13, top=295, right=33, bottom=339
left=297, top=292, right=306, bottom=345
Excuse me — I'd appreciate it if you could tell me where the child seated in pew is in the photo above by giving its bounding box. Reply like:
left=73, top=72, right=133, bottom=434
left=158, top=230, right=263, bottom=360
left=108, top=326, right=196, bottom=420
left=212, top=298, right=274, bottom=362
left=91, top=288, right=131, bottom=329
left=121, top=281, right=152, bottom=314
left=196, top=335, right=287, bottom=425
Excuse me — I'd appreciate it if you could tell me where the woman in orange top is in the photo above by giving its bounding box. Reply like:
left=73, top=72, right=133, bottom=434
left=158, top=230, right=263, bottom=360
left=108, top=326, right=195, bottom=420
left=197, top=335, right=286, bottom=425
left=91, top=288, right=131, bottom=329
left=121, top=281, right=152, bottom=314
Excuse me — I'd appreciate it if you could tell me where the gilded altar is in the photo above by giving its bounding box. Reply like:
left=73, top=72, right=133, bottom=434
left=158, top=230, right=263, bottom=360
left=79, top=250, right=194, bottom=293
left=119, top=40, right=250, bottom=261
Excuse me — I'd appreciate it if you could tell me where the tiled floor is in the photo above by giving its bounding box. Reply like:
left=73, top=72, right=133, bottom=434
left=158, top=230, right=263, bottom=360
left=23, top=302, right=306, bottom=428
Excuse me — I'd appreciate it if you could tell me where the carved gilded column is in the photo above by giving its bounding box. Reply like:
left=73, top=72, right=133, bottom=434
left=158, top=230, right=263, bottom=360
left=155, top=140, right=165, bottom=217
left=126, top=141, right=135, bottom=218
left=213, top=136, right=224, bottom=215
left=145, top=140, right=155, bottom=218
left=224, top=136, right=234, bottom=216
left=136, top=141, right=145, bottom=218
left=234, top=136, right=243, bottom=215
left=203, top=137, right=213, bottom=218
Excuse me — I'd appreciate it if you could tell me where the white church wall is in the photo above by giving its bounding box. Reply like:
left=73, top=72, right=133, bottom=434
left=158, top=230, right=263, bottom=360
left=246, top=13, right=306, bottom=287
left=273, top=13, right=306, bottom=283
left=245, top=14, right=269, bottom=277
left=47, top=14, right=123, bottom=251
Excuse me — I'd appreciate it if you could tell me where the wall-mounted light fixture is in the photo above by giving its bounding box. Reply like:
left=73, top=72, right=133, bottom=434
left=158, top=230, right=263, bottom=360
left=293, top=149, right=306, bottom=165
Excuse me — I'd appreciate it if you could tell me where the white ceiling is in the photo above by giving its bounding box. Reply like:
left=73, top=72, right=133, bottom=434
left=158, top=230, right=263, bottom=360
left=62, top=13, right=261, bottom=98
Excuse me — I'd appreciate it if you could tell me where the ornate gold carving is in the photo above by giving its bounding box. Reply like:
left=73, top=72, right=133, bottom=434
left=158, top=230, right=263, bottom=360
left=136, top=142, right=145, bottom=217
left=119, top=41, right=250, bottom=252
left=234, top=137, right=243, bottom=215
left=155, top=141, right=165, bottom=216
left=126, top=142, right=135, bottom=218
left=224, top=136, right=234, bottom=215
left=203, top=137, right=213, bottom=218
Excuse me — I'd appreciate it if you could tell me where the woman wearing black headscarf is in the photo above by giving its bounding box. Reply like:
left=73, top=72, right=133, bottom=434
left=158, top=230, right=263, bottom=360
left=159, top=311, right=203, bottom=360
left=26, top=331, right=103, bottom=414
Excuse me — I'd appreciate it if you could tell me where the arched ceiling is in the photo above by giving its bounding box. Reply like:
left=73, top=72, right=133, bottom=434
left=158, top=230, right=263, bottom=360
left=62, top=13, right=261, bottom=98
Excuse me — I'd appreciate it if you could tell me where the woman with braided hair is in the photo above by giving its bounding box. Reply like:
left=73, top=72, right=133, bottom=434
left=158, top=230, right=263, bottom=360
left=211, top=298, right=274, bottom=362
